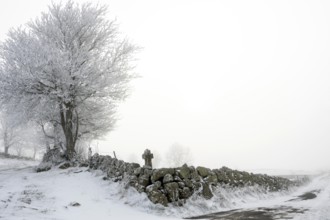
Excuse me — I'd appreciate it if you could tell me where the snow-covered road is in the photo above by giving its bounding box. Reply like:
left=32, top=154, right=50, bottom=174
left=187, top=173, right=330, bottom=220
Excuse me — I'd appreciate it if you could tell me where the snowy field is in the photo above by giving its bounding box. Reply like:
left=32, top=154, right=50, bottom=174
left=1, top=157, right=330, bottom=220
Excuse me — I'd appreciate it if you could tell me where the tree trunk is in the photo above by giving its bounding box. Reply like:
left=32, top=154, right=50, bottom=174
left=53, top=123, right=61, bottom=149
left=60, top=103, right=77, bottom=161
left=4, top=146, right=9, bottom=156
left=66, top=107, right=75, bottom=160
left=4, top=130, right=9, bottom=156
left=33, top=147, right=37, bottom=160
left=65, top=130, right=75, bottom=160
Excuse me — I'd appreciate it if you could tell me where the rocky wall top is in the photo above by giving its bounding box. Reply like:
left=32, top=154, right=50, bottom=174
left=89, top=154, right=295, bottom=206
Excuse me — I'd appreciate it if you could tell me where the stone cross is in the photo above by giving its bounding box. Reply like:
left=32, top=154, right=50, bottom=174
left=142, top=149, right=153, bottom=169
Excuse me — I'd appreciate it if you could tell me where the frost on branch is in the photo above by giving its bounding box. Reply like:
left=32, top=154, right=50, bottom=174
left=0, top=1, right=137, bottom=161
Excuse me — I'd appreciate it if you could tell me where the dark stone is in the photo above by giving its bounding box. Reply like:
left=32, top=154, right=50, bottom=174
left=126, top=163, right=140, bottom=175
left=183, top=178, right=193, bottom=188
left=35, top=162, right=52, bottom=172
left=201, top=183, right=213, bottom=199
left=146, top=181, right=162, bottom=193
left=147, top=190, right=168, bottom=206
left=174, top=175, right=182, bottom=182
left=131, top=163, right=141, bottom=169
left=191, top=169, right=202, bottom=182
left=69, top=202, right=81, bottom=207
left=112, top=176, right=122, bottom=182
left=193, top=182, right=202, bottom=191
left=176, top=164, right=191, bottom=179
left=163, top=174, right=174, bottom=184
left=178, top=182, right=185, bottom=189
left=164, top=182, right=179, bottom=202
left=79, top=162, right=89, bottom=167
left=151, top=168, right=175, bottom=183
left=138, top=174, right=150, bottom=187
left=134, top=167, right=142, bottom=176
left=135, top=185, right=145, bottom=193
left=143, top=168, right=153, bottom=177
left=204, top=174, right=218, bottom=184
left=196, top=166, right=211, bottom=178
left=180, top=187, right=193, bottom=199
left=41, top=148, right=66, bottom=165
left=59, top=162, right=71, bottom=169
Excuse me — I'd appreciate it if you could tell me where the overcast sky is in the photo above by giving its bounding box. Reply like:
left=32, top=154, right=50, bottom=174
left=1, top=0, right=330, bottom=172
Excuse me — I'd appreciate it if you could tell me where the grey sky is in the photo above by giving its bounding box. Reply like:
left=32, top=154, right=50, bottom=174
left=1, top=0, right=330, bottom=171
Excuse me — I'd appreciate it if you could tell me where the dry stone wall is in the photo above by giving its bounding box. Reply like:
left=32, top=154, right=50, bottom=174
left=89, top=154, right=295, bottom=206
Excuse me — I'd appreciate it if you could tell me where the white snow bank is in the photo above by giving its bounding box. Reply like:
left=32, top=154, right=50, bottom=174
left=0, top=158, right=178, bottom=220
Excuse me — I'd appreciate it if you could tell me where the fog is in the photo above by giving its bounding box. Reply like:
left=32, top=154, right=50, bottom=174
left=1, top=0, right=330, bottom=172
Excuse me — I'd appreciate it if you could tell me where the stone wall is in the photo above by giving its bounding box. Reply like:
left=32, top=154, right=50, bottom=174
left=89, top=154, right=295, bottom=206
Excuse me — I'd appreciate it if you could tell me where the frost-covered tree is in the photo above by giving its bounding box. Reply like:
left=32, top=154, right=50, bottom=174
left=20, top=124, right=45, bottom=159
left=12, top=144, right=24, bottom=157
left=0, top=111, right=44, bottom=158
left=0, top=113, right=21, bottom=156
left=0, top=1, right=136, bottom=160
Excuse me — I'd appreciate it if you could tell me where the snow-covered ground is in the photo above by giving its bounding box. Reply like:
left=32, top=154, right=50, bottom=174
left=0, top=157, right=39, bottom=171
left=0, top=158, right=178, bottom=220
left=1, top=157, right=330, bottom=220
